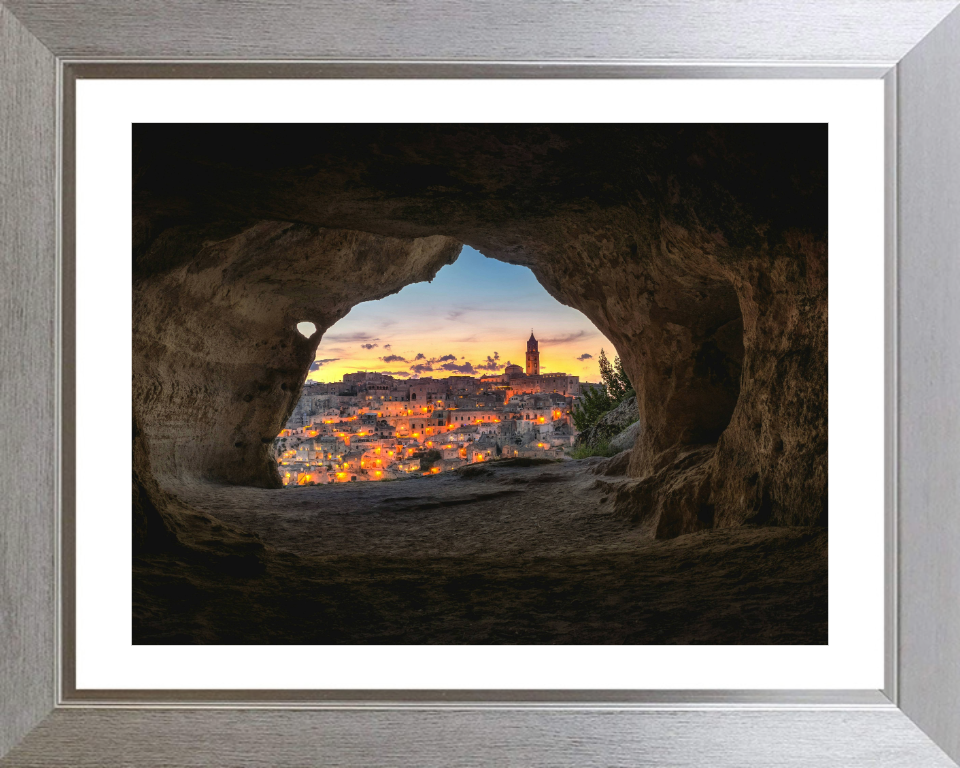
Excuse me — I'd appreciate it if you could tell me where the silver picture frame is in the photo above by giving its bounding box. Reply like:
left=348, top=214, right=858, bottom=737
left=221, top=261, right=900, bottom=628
left=2, top=1, right=960, bottom=764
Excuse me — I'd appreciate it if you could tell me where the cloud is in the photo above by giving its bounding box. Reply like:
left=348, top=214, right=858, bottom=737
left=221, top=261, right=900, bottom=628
left=446, top=309, right=466, bottom=321
left=360, top=343, right=379, bottom=350
left=409, top=352, right=458, bottom=366
left=539, top=330, right=592, bottom=346
left=323, top=332, right=379, bottom=342
left=410, top=363, right=434, bottom=374
left=440, top=361, right=476, bottom=374
left=576, top=353, right=594, bottom=361
left=377, top=370, right=411, bottom=378
left=381, top=354, right=407, bottom=363
left=384, top=344, right=392, bottom=349
left=309, top=358, right=340, bottom=370
left=476, top=352, right=502, bottom=371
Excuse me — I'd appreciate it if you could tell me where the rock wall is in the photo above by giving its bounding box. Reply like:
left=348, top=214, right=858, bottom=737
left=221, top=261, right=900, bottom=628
left=133, top=125, right=827, bottom=546
left=575, top=396, right=640, bottom=450
left=133, top=221, right=460, bottom=489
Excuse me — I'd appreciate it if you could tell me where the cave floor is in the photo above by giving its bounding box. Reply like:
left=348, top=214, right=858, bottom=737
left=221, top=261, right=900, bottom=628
left=134, top=459, right=827, bottom=644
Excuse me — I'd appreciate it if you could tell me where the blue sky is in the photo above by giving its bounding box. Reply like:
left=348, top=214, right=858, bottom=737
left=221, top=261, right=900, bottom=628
left=308, top=246, right=612, bottom=383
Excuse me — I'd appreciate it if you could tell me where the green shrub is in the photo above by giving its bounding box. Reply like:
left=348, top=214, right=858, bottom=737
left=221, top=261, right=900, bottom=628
left=567, top=439, right=619, bottom=459
left=572, top=383, right=614, bottom=432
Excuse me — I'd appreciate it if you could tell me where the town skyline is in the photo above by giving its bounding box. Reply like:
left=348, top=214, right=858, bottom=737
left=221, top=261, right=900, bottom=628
left=306, top=246, right=614, bottom=384
left=279, top=331, right=585, bottom=486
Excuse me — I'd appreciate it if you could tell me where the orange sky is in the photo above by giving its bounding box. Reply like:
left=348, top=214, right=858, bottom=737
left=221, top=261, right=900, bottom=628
left=307, top=247, right=614, bottom=384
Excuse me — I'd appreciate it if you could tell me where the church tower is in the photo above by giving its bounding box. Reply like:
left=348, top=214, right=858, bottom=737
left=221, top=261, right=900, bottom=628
left=526, top=330, right=540, bottom=375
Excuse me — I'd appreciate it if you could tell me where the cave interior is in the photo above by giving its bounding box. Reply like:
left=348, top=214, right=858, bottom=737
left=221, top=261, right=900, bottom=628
left=131, top=125, right=828, bottom=644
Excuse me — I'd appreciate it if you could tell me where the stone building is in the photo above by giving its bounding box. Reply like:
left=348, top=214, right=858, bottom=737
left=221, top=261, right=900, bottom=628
left=409, top=378, right=444, bottom=403
left=525, top=331, right=540, bottom=375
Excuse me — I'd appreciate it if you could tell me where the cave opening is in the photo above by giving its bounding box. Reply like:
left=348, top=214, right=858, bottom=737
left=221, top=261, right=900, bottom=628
left=274, top=246, right=625, bottom=487
left=270, top=246, right=747, bottom=495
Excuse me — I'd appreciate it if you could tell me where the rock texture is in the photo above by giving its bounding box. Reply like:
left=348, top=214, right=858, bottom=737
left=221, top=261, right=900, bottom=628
left=135, top=223, right=458, bottom=486
left=135, top=460, right=826, bottom=644
left=133, top=125, right=827, bottom=547
left=575, top=396, right=641, bottom=451
left=610, top=421, right=643, bottom=454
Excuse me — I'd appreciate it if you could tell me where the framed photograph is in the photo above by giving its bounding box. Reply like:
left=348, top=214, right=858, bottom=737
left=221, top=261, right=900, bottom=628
left=2, top=2, right=960, bottom=765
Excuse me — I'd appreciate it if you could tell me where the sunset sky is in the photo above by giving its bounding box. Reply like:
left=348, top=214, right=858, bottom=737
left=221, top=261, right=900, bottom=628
left=307, top=247, right=614, bottom=384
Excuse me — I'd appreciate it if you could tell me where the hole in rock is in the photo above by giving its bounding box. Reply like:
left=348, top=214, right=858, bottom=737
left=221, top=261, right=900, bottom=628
left=296, top=321, right=317, bottom=338
left=278, top=247, right=620, bottom=486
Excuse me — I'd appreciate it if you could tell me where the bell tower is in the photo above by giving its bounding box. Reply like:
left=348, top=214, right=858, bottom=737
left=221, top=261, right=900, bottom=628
left=525, top=330, right=540, bottom=375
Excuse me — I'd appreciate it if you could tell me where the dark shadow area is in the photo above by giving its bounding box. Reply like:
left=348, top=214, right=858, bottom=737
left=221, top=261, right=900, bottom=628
left=135, top=460, right=826, bottom=644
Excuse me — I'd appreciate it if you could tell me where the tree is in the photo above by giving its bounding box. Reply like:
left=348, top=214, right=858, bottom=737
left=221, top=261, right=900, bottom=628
left=572, top=348, right=634, bottom=431
left=598, top=348, right=632, bottom=403
left=572, top=383, right=613, bottom=431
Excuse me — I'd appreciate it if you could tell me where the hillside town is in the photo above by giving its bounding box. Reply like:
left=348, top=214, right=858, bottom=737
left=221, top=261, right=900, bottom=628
left=275, top=332, right=591, bottom=486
